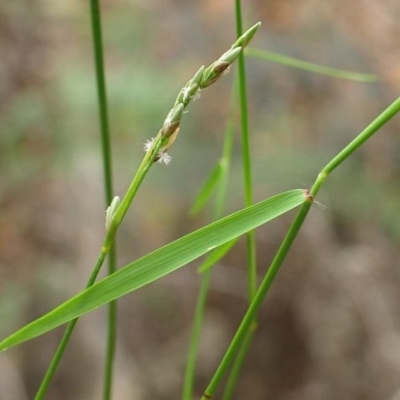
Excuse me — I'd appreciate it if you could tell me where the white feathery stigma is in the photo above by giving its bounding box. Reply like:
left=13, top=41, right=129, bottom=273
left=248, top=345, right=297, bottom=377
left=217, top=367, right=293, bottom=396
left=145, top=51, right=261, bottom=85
left=143, top=138, right=155, bottom=152
left=158, top=152, right=172, bottom=165
left=143, top=137, right=172, bottom=165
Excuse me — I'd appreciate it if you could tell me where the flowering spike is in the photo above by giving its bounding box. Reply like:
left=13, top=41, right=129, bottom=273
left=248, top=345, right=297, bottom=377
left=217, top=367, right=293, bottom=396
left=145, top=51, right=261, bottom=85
left=142, top=23, right=261, bottom=166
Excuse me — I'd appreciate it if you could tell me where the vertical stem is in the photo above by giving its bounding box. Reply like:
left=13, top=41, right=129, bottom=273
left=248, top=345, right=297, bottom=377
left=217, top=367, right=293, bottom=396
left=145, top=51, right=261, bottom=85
left=90, top=1, right=117, bottom=399
left=34, top=3, right=118, bottom=398
left=235, top=0, right=257, bottom=301
left=219, top=4, right=258, bottom=399
left=90, top=0, right=113, bottom=200
left=103, top=262, right=117, bottom=399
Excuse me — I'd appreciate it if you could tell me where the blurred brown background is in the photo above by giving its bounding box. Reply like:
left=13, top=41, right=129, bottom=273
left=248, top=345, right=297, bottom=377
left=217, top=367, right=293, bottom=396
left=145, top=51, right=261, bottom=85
left=1, top=1, right=400, bottom=399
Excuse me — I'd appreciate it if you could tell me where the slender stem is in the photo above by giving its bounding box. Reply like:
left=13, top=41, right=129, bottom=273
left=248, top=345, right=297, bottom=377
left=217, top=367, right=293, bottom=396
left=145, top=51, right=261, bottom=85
left=35, top=2, right=116, bottom=398
left=90, top=1, right=117, bottom=398
left=221, top=325, right=256, bottom=400
left=90, top=2, right=113, bottom=200
left=201, top=96, right=400, bottom=400
left=103, top=249, right=117, bottom=399
left=218, top=5, right=258, bottom=399
left=34, top=251, right=108, bottom=400
left=103, top=135, right=166, bottom=251
left=310, top=96, right=400, bottom=196
left=235, top=0, right=257, bottom=303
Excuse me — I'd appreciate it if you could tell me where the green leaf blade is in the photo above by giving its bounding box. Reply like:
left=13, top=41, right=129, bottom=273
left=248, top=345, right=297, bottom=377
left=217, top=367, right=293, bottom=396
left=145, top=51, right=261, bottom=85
left=0, top=189, right=307, bottom=352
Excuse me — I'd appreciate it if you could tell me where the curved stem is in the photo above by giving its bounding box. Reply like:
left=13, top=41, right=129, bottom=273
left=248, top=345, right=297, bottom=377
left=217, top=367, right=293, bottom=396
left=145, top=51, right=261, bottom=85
left=201, top=96, right=400, bottom=399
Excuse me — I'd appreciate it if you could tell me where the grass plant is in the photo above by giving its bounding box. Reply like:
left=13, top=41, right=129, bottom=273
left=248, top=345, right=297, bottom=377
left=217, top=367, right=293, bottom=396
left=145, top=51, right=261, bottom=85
left=1, top=3, right=399, bottom=400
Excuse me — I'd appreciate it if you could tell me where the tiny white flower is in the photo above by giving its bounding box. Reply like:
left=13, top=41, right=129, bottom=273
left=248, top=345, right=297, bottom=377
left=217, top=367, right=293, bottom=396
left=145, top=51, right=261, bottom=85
left=143, top=138, right=155, bottom=152
left=157, top=152, right=172, bottom=165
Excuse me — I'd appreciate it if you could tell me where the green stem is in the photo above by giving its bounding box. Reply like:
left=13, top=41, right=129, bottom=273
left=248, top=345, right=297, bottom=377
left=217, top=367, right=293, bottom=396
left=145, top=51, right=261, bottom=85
left=235, top=0, right=257, bottom=304
left=310, top=96, right=400, bottom=196
left=103, top=135, right=166, bottom=251
left=218, top=5, right=258, bottom=399
left=201, top=96, right=400, bottom=400
left=90, top=1, right=113, bottom=201
left=35, top=2, right=117, bottom=398
left=103, top=249, right=117, bottom=399
left=90, top=1, right=117, bottom=398
left=34, top=251, right=108, bottom=400
left=221, top=325, right=256, bottom=400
